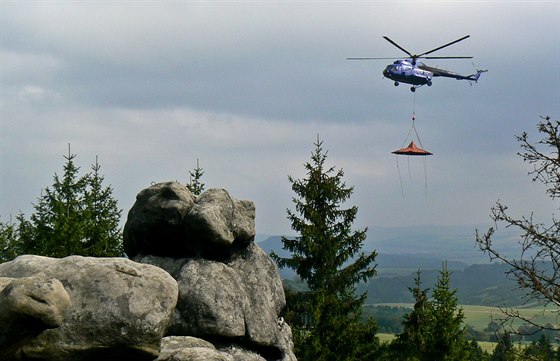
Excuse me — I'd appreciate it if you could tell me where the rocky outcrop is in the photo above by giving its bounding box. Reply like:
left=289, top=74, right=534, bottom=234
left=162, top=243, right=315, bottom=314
left=129, top=183, right=295, bottom=361
left=124, top=183, right=255, bottom=259
left=0, top=182, right=295, bottom=361
left=0, top=256, right=178, bottom=361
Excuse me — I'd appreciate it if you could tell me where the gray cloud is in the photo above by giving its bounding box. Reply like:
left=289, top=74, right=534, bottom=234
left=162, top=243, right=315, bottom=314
left=1, top=1, right=559, bottom=235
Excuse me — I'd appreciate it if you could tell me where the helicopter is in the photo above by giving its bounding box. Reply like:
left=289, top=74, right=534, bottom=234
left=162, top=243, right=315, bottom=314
left=348, top=35, right=487, bottom=92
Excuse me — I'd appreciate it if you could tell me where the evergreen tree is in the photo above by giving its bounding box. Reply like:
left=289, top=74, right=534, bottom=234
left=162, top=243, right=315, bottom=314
left=16, top=146, right=123, bottom=257
left=24, top=146, right=89, bottom=257
left=392, top=270, right=433, bottom=360
left=491, top=332, right=518, bottom=361
left=82, top=156, right=123, bottom=256
left=271, top=136, right=378, bottom=361
left=391, top=266, right=488, bottom=361
left=523, top=334, right=555, bottom=361
left=430, top=262, right=468, bottom=360
left=187, top=158, right=205, bottom=195
left=0, top=218, right=18, bottom=262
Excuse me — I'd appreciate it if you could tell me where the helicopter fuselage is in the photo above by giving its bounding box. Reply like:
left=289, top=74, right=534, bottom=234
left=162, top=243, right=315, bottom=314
left=383, top=59, right=433, bottom=87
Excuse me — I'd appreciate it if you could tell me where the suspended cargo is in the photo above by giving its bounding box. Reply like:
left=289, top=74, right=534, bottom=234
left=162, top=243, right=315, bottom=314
left=392, top=141, right=433, bottom=156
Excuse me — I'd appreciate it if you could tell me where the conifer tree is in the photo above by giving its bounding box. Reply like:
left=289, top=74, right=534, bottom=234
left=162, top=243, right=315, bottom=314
left=16, top=146, right=123, bottom=257
left=391, top=266, right=486, bottom=361
left=187, top=158, right=205, bottom=195
left=23, top=146, right=89, bottom=257
left=491, top=332, right=517, bottom=361
left=271, top=136, right=378, bottom=361
left=0, top=218, right=18, bottom=262
left=392, top=270, right=433, bottom=360
left=523, top=334, right=555, bottom=361
left=82, top=156, right=123, bottom=256
left=430, top=262, right=469, bottom=360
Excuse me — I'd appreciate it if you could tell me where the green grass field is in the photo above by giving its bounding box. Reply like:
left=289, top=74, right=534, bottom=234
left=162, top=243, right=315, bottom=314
left=375, top=303, right=559, bottom=331
left=461, top=304, right=559, bottom=331
left=375, top=303, right=560, bottom=353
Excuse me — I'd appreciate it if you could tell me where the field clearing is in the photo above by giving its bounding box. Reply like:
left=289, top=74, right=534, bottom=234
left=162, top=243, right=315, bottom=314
left=373, top=303, right=560, bottom=331
left=461, top=304, right=560, bottom=331
left=379, top=333, right=498, bottom=352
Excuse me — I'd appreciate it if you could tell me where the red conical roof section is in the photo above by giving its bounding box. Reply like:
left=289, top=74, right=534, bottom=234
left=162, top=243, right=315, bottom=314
left=392, top=141, right=433, bottom=156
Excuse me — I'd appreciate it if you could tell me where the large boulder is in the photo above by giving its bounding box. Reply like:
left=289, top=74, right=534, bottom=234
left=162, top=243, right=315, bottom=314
left=0, top=275, right=71, bottom=360
left=0, top=255, right=178, bottom=361
left=124, top=183, right=255, bottom=259
left=134, top=243, right=292, bottom=360
left=123, top=181, right=196, bottom=257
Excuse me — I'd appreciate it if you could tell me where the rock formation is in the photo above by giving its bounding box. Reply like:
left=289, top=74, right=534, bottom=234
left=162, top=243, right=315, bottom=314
left=0, top=255, right=178, bottom=361
left=0, top=182, right=296, bottom=361
left=127, top=183, right=296, bottom=361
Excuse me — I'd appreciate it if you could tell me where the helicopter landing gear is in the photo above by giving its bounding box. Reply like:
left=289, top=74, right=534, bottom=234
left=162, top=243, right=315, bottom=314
left=394, top=81, right=399, bottom=87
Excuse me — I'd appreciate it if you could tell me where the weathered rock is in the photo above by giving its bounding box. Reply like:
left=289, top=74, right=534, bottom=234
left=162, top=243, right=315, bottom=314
left=184, top=188, right=256, bottom=247
left=156, top=336, right=228, bottom=361
left=156, top=336, right=268, bottom=361
left=124, top=181, right=196, bottom=257
left=0, top=275, right=70, bottom=361
left=124, top=183, right=255, bottom=259
left=0, top=255, right=178, bottom=361
left=228, top=242, right=286, bottom=346
left=135, top=242, right=294, bottom=360
left=158, top=347, right=231, bottom=361
left=170, top=258, right=248, bottom=338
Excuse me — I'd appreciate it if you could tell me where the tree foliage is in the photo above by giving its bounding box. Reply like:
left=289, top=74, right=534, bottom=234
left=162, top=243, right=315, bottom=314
left=186, top=158, right=205, bottom=195
left=476, top=116, right=560, bottom=331
left=390, top=265, right=487, bottom=361
left=5, top=146, right=123, bottom=259
left=271, top=136, right=378, bottom=361
left=0, top=218, right=19, bottom=262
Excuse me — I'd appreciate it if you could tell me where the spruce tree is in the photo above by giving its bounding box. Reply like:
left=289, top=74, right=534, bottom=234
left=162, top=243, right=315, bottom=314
left=0, top=218, right=18, bottom=262
left=271, top=136, right=378, bottom=361
left=187, top=158, right=205, bottom=195
left=16, top=146, right=123, bottom=257
left=25, top=146, right=89, bottom=257
left=82, top=156, right=123, bottom=256
left=392, top=270, right=434, bottom=360
left=491, top=332, right=517, bottom=361
left=430, top=262, right=468, bottom=360
left=392, top=266, right=485, bottom=361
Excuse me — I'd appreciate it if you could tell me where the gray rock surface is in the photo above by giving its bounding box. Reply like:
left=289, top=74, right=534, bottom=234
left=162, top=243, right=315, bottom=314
left=134, top=242, right=294, bottom=360
left=156, top=336, right=269, bottom=361
left=0, top=275, right=71, bottom=360
left=0, top=255, right=178, bottom=361
left=124, top=181, right=196, bottom=257
left=124, top=183, right=255, bottom=259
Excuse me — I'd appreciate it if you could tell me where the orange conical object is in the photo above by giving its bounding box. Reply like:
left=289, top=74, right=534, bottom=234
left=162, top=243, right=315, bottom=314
left=392, top=141, right=433, bottom=156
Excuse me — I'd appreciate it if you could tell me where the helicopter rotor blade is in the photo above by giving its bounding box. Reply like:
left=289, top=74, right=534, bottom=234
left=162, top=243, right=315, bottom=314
left=418, top=35, right=470, bottom=57
left=382, top=36, right=413, bottom=57
left=422, top=56, right=473, bottom=59
left=347, top=57, right=400, bottom=60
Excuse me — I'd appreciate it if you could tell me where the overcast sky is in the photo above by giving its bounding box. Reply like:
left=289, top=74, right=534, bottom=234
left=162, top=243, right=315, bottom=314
left=1, top=1, right=559, bottom=236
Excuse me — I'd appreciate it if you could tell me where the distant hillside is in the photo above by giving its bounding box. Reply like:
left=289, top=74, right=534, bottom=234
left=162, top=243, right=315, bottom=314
left=258, top=223, right=523, bottom=267
left=363, top=224, right=522, bottom=265
left=359, top=263, right=527, bottom=306
left=257, top=224, right=528, bottom=307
